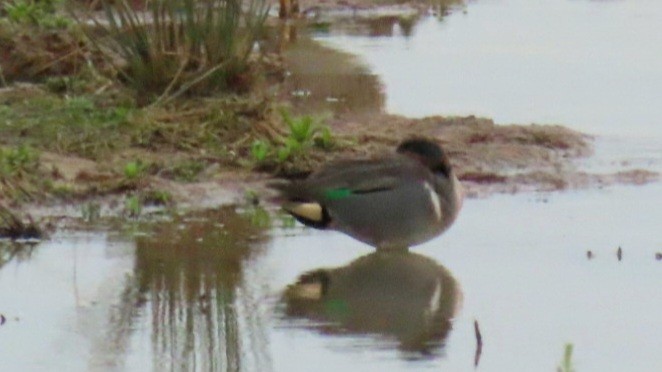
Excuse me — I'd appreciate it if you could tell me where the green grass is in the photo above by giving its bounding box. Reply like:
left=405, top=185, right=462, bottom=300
left=2, top=0, right=72, bottom=29
left=282, top=110, right=317, bottom=144
left=124, top=194, right=142, bottom=217
left=277, top=109, right=335, bottom=161
left=0, top=86, right=269, bottom=161
left=0, top=145, right=49, bottom=202
left=0, top=90, right=135, bottom=159
left=0, top=145, right=40, bottom=177
left=250, top=140, right=270, bottom=162
left=246, top=110, right=337, bottom=169
left=123, top=160, right=145, bottom=180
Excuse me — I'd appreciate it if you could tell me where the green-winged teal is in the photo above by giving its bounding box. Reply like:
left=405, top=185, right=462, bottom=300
left=272, top=138, right=463, bottom=249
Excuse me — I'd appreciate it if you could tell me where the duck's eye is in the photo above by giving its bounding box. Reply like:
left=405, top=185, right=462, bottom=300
left=432, top=162, right=451, bottom=177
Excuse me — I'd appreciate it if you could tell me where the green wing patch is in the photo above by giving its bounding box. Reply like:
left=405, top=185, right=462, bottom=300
left=324, top=188, right=353, bottom=200
left=324, top=185, right=394, bottom=200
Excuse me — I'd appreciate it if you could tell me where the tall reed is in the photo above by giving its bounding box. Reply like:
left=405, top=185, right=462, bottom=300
left=85, top=0, right=269, bottom=104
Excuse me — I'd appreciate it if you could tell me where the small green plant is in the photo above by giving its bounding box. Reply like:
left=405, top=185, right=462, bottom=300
left=557, top=343, right=576, bottom=372
left=281, top=110, right=334, bottom=146
left=277, top=138, right=303, bottom=162
left=0, top=145, right=40, bottom=177
left=124, top=195, right=142, bottom=217
left=244, top=205, right=271, bottom=228
left=123, top=160, right=144, bottom=180
left=314, top=125, right=334, bottom=149
left=250, top=140, right=270, bottom=163
left=282, top=110, right=317, bottom=144
left=272, top=109, right=335, bottom=163
left=3, top=0, right=71, bottom=28
left=4, top=0, right=39, bottom=23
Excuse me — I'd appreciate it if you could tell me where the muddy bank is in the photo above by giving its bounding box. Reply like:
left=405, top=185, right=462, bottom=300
left=286, top=112, right=658, bottom=197
left=15, top=110, right=658, bottom=223
left=1, top=85, right=658, bottom=232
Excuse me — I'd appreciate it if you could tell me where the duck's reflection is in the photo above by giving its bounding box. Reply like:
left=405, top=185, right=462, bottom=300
left=282, top=250, right=460, bottom=359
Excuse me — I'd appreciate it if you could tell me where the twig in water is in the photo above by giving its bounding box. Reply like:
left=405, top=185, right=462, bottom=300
left=474, top=319, right=483, bottom=368
left=617, top=246, right=623, bottom=261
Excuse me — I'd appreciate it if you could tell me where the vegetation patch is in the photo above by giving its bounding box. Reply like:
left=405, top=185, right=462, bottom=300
left=80, top=0, right=270, bottom=105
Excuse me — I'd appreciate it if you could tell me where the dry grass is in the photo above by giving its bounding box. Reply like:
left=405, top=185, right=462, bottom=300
left=80, top=0, right=270, bottom=105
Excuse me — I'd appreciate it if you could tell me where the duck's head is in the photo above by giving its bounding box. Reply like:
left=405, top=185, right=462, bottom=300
left=396, top=138, right=453, bottom=178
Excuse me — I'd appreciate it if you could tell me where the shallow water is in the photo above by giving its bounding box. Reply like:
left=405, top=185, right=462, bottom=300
left=268, top=183, right=662, bottom=371
left=2, top=185, right=661, bottom=371
left=2, top=1, right=662, bottom=371
left=315, top=0, right=662, bottom=138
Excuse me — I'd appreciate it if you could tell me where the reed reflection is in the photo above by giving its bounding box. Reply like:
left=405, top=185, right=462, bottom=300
left=282, top=250, right=460, bottom=359
left=100, top=207, right=271, bottom=371
left=0, top=241, right=38, bottom=269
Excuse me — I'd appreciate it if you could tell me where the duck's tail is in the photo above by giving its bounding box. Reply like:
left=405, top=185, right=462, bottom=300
left=282, top=201, right=331, bottom=229
left=268, top=180, right=331, bottom=229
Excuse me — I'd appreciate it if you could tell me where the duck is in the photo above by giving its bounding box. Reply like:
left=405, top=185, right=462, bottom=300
left=271, top=138, right=463, bottom=250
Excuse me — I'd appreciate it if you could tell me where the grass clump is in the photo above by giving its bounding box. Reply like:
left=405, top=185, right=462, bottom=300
left=250, top=109, right=336, bottom=167
left=276, top=109, right=335, bottom=162
left=0, top=145, right=48, bottom=203
left=124, top=194, right=142, bottom=217
left=123, top=160, right=145, bottom=180
left=0, top=145, right=40, bottom=177
left=84, top=0, right=270, bottom=105
left=281, top=109, right=334, bottom=149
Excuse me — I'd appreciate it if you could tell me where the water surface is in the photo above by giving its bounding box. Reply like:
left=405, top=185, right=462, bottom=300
left=316, top=0, right=662, bottom=138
